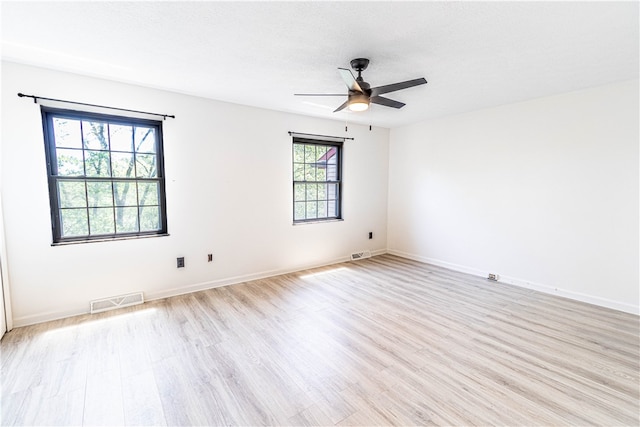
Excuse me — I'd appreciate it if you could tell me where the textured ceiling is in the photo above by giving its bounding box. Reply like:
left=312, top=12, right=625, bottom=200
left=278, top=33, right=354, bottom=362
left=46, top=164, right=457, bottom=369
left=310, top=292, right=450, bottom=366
left=2, top=1, right=638, bottom=128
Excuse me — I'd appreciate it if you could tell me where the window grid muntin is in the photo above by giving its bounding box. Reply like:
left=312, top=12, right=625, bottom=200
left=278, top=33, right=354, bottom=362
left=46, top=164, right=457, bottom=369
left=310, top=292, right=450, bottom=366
left=292, top=138, right=342, bottom=223
left=42, top=107, right=167, bottom=243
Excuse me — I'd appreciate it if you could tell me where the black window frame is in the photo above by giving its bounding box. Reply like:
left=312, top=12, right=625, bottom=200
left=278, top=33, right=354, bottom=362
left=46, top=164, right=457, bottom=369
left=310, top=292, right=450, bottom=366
left=292, top=137, right=343, bottom=223
left=41, top=107, right=168, bottom=244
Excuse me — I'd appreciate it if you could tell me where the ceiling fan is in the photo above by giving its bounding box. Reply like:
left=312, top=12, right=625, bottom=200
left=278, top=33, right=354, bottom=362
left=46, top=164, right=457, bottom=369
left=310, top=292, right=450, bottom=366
left=295, top=58, right=427, bottom=113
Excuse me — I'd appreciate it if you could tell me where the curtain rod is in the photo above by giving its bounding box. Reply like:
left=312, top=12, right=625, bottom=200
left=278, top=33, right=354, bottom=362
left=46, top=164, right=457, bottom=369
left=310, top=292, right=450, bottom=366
left=17, top=93, right=175, bottom=120
left=288, top=131, right=354, bottom=141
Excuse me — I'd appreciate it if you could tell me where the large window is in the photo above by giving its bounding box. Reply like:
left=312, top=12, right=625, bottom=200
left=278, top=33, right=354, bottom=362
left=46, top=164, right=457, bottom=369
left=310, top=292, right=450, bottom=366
left=292, top=137, right=342, bottom=222
left=42, top=108, right=167, bottom=243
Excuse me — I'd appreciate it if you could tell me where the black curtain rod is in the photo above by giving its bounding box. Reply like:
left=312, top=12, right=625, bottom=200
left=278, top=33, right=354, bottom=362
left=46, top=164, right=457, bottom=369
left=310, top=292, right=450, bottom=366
left=288, top=131, right=354, bottom=141
left=17, top=93, right=175, bottom=120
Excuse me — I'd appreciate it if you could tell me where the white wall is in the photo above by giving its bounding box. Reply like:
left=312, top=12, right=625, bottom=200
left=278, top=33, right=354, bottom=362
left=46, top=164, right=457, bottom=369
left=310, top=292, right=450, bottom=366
left=1, top=61, right=389, bottom=326
left=388, top=80, right=639, bottom=314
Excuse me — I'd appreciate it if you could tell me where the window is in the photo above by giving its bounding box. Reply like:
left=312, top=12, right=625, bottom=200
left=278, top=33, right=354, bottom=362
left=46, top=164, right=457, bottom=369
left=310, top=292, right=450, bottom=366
left=292, top=137, right=342, bottom=222
left=41, top=107, right=167, bottom=243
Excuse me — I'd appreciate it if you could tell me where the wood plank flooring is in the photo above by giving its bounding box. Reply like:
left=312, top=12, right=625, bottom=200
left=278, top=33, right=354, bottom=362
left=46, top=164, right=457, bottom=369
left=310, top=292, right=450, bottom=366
left=1, top=254, right=638, bottom=426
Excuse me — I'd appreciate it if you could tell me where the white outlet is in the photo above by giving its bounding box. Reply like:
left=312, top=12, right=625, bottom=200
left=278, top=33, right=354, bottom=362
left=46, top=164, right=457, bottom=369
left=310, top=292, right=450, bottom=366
left=488, top=273, right=499, bottom=281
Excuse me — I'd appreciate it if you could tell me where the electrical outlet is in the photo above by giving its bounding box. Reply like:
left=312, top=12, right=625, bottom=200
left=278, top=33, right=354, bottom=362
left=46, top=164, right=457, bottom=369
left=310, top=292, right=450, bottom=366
left=368, top=232, right=373, bottom=239
left=208, top=254, right=213, bottom=262
left=488, top=273, right=499, bottom=281
left=177, top=257, right=185, bottom=268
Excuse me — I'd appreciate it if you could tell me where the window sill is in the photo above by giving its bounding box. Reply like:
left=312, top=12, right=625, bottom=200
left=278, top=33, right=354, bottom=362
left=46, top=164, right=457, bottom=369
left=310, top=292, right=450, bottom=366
left=292, top=219, right=344, bottom=226
left=51, top=233, right=170, bottom=246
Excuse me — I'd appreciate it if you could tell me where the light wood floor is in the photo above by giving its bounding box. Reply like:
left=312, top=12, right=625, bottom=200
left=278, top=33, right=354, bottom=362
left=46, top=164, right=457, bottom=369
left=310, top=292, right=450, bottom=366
left=1, top=254, right=638, bottom=426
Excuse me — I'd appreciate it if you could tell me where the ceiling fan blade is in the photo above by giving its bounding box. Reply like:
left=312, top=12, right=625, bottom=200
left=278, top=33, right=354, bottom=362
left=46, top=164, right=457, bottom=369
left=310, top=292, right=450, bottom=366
left=338, top=68, right=364, bottom=93
left=333, top=99, right=350, bottom=112
left=370, top=77, right=427, bottom=96
left=294, top=93, right=346, bottom=96
left=370, top=96, right=405, bottom=109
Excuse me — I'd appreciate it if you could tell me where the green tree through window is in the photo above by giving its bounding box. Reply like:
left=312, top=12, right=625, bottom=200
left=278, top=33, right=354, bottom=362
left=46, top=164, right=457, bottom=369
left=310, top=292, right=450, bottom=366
left=42, top=108, right=167, bottom=243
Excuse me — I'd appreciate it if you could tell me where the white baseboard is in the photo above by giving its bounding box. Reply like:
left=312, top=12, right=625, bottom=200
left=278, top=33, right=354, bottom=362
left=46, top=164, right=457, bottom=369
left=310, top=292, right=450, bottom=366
left=387, top=249, right=639, bottom=315
left=11, top=307, right=92, bottom=328
left=145, top=256, right=351, bottom=302
left=388, top=249, right=487, bottom=277
left=12, top=248, right=388, bottom=328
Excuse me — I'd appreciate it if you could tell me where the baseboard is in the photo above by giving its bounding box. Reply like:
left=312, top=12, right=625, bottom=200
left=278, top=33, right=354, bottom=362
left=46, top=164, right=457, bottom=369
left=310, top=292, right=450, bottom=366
left=388, top=249, right=487, bottom=277
left=387, top=249, right=639, bottom=315
left=12, top=307, right=91, bottom=328
left=145, top=255, right=354, bottom=302
left=12, top=248, right=388, bottom=328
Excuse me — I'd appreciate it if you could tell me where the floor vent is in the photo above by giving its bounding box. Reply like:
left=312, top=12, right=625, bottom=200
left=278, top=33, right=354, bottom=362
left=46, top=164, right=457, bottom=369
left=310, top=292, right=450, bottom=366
left=351, top=250, right=372, bottom=261
left=90, top=292, right=144, bottom=314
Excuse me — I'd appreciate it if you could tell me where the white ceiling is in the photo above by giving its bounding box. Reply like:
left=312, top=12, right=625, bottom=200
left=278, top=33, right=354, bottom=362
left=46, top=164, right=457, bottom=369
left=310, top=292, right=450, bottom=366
left=2, top=1, right=638, bottom=128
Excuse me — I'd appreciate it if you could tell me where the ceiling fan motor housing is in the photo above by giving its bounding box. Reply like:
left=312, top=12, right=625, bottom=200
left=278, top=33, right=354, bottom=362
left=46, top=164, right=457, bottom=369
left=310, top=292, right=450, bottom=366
left=350, top=58, right=370, bottom=72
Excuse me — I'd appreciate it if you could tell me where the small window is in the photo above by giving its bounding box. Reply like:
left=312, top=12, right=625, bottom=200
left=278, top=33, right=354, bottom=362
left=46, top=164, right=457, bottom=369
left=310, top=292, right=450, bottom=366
left=292, top=137, right=342, bottom=222
left=41, top=107, right=167, bottom=243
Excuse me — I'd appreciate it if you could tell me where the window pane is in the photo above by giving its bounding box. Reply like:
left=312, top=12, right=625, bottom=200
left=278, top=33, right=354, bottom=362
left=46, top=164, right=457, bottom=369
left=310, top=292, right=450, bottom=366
left=327, top=159, right=338, bottom=180
left=115, top=206, right=139, bottom=233
left=293, top=163, right=305, bottom=181
left=89, top=207, right=115, bottom=235
left=109, top=124, right=133, bottom=152
left=293, top=144, right=305, bottom=163
left=318, top=183, right=328, bottom=200
left=294, top=202, right=306, bottom=221
left=316, top=166, right=327, bottom=181
left=316, top=146, right=328, bottom=159
left=60, top=208, right=88, bottom=237
left=304, top=145, right=316, bottom=163
left=85, top=150, right=111, bottom=177
left=54, top=118, right=82, bottom=148
left=139, top=206, right=160, bottom=231
left=138, top=182, right=159, bottom=206
left=82, top=121, right=109, bottom=150
left=87, top=181, right=113, bottom=207
left=294, top=183, right=306, bottom=202
left=304, top=164, right=316, bottom=181
left=136, top=154, right=157, bottom=178
left=134, top=127, right=156, bottom=153
left=317, top=201, right=328, bottom=218
left=306, top=201, right=317, bottom=219
left=58, top=181, right=87, bottom=208
left=56, top=149, right=84, bottom=176
left=306, top=183, right=317, bottom=201
left=114, top=181, right=137, bottom=206
left=111, top=152, right=135, bottom=177
left=325, top=147, right=337, bottom=160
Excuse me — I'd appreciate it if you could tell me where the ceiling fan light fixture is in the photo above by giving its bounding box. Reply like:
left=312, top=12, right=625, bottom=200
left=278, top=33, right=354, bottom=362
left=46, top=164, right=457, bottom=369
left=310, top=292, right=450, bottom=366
left=348, top=94, right=370, bottom=112
left=349, top=101, right=369, bottom=112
